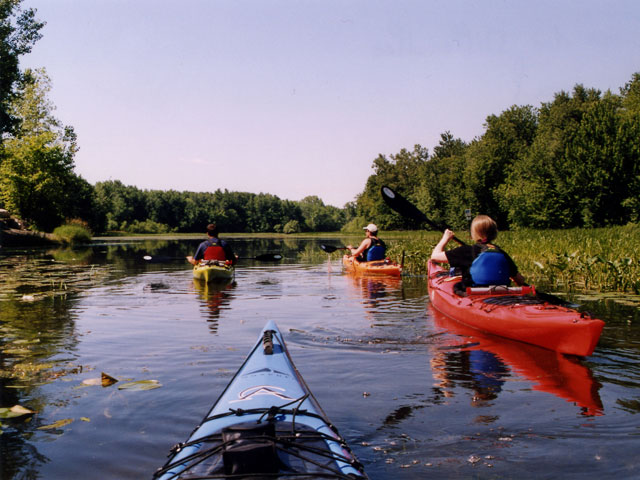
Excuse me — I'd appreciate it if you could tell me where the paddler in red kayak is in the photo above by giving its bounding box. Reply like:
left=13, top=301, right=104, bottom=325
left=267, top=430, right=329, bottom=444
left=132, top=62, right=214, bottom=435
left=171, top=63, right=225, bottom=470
left=347, top=223, right=386, bottom=262
left=430, top=215, right=525, bottom=294
left=187, top=223, right=237, bottom=266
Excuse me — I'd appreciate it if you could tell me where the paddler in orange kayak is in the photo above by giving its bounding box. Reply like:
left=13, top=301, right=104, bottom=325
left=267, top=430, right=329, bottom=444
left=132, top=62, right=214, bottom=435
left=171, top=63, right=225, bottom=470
left=347, top=223, right=386, bottom=262
left=430, top=215, right=525, bottom=294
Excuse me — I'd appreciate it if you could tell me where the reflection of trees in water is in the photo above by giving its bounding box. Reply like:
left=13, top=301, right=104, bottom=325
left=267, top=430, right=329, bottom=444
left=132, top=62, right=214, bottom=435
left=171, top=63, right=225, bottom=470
left=1, top=295, right=80, bottom=478
left=193, top=280, right=237, bottom=331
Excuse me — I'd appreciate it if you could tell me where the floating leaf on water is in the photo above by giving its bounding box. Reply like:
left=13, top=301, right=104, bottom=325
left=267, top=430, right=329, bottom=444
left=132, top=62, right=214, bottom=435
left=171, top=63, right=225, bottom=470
left=80, top=417, right=90, bottom=422
left=81, top=372, right=118, bottom=387
left=117, top=380, right=162, bottom=391
left=20, top=295, right=37, bottom=302
left=38, top=418, right=73, bottom=430
left=0, top=405, right=35, bottom=418
left=81, top=378, right=102, bottom=386
left=101, top=372, right=118, bottom=387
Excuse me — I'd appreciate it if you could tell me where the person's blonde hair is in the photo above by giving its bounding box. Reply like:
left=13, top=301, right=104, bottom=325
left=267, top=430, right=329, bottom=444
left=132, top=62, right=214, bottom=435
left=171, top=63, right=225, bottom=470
left=470, top=215, right=498, bottom=243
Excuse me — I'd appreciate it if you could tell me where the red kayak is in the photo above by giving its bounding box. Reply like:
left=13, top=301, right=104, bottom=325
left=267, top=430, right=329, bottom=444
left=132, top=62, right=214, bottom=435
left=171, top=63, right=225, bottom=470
left=428, top=261, right=604, bottom=356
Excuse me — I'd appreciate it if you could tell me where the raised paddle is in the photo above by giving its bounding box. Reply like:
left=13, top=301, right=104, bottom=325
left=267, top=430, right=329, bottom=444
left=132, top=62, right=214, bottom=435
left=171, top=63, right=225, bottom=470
left=381, top=186, right=465, bottom=246
left=319, top=244, right=349, bottom=254
left=143, top=253, right=283, bottom=262
left=380, top=185, right=578, bottom=308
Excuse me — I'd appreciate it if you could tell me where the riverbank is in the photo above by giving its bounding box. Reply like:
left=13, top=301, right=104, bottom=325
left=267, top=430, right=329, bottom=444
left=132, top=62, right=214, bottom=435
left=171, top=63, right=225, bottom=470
left=0, top=211, right=58, bottom=248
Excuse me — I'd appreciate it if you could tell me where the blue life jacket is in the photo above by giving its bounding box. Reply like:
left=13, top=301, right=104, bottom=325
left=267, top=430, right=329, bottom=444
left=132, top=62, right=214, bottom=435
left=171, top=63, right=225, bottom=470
left=365, top=238, right=386, bottom=261
left=469, top=247, right=511, bottom=286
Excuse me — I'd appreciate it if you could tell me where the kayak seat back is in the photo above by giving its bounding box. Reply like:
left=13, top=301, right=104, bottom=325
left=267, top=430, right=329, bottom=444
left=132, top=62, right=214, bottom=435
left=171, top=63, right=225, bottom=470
left=223, top=421, right=280, bottom=475
left=469, top=250, right=511, bottom=286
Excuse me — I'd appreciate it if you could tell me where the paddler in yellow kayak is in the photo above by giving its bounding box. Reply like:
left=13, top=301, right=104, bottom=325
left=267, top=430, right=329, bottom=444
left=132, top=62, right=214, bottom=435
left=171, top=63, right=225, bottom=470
left=347, top=223, right=386, bottom=262
left=187, top=223, right=237, bottom=266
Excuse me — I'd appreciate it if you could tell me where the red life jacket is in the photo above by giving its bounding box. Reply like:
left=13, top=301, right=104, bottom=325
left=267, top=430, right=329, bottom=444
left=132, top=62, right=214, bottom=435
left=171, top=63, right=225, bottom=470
left=203, top=240, right=227, bottom=261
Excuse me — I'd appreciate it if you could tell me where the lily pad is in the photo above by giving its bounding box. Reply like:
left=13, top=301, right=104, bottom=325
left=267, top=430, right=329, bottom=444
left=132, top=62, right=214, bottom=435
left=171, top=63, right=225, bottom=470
left=0, top=405, right=35, bottom=418
left=81, top=372, right=118, bottom=387
left=117, top=379, right=162, bottom=391
left=38, top=418, right=73, bottom=430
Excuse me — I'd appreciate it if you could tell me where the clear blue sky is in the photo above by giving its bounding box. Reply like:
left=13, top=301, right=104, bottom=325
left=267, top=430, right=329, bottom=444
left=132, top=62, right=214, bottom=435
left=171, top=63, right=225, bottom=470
left=21, top=0, right=640, bottom=207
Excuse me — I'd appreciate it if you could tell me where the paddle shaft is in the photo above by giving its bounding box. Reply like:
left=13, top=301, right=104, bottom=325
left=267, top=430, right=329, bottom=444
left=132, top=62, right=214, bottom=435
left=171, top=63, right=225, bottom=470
left=380, top=186, right=465, bottom=245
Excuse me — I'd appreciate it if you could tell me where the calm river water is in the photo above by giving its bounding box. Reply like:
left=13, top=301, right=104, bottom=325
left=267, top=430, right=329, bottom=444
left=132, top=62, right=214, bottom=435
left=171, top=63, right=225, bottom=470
left=1, top=237, right=639, bottom=479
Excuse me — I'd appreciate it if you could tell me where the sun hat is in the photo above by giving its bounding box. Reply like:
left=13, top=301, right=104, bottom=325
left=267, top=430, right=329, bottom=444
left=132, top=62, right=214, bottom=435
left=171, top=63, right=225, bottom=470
left=363, top=223, right=378, bottom=233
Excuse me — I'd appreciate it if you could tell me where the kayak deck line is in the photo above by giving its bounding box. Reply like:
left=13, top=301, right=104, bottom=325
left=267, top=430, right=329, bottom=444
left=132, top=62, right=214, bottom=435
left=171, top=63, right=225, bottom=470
left=154, top=321, right=368, bottom=479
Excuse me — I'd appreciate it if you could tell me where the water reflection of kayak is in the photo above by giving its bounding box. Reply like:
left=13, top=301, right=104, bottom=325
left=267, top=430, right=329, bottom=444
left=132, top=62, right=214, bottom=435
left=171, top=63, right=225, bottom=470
left=154, top=321, right=368, bottom=479
left=342, top=255, right=402, bottom=276
left=430, top=306, right=604, bottom=416
left=428, top=261, right=605, bottom=356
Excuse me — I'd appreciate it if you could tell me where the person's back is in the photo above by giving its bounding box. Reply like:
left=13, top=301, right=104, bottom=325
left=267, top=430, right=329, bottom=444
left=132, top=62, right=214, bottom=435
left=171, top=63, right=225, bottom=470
left=430, top=215, right=525, bottom=291
left=187, top=223, right=237, bottom=266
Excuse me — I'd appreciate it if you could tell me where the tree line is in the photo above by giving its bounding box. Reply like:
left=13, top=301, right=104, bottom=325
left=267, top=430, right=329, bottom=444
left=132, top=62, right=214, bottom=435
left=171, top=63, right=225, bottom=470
left=354, top=76, right=640, bottom=231
left=92, top=181, right=346, bottom=234
left=2, top=1, right=639, bottom=236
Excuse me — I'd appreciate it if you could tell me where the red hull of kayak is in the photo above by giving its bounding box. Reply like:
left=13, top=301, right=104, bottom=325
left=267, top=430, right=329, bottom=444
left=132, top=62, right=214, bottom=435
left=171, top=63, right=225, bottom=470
left=428, top=261, right=604, bottom=356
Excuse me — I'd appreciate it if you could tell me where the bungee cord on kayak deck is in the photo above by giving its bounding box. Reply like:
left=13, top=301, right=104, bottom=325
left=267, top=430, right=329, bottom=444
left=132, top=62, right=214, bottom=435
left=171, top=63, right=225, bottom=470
left=153, top=321, right=368, bottom=480
left=154, top=407, right=366, bottom=479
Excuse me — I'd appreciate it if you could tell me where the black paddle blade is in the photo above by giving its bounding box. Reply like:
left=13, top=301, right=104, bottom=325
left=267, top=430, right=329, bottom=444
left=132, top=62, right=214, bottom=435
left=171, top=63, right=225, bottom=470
left=381, top=185, right=466, bottom=246
left=254, top=253, right=283, bottom=262
left=320, top=244, right=341, bottom=253
left=142, top=255, right=182, bottom=263
left=381, top=185, right=432, bottom=226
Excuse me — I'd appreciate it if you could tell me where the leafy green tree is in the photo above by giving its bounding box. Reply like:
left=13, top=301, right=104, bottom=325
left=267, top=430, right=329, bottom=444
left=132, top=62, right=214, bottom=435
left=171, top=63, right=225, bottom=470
left=0, top=68, right=93, bottom=231
left=93, top=180, right=146, bottom=231
left=498, top=85, right=615, bottom=228
left=282, top=219, right=301, bottom=234
left=356, top=144, right=429, bottom=229
left=465, top=104, right=538, bottom=228
left=298, top=195, right=343, bottom=231
left=414, top=132, right=468, bottom=230
left=0, top=0, right=43, bottom=140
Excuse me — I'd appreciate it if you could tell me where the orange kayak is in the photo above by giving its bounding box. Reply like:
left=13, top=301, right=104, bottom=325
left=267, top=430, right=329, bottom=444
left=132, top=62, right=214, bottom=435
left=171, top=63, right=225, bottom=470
left=342, top=255, right=402, bottom=276
left=428, top=261, right=604, bottom=356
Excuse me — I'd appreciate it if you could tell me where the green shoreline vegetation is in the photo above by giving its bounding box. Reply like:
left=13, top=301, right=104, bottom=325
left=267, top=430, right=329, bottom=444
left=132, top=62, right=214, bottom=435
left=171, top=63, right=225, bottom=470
left=386, top=225, right=640, bottom=295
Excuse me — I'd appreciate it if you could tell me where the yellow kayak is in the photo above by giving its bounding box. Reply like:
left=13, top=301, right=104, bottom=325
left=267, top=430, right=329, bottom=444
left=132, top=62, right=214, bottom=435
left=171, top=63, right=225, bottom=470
left=193, top=261, right=234, bottom=282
